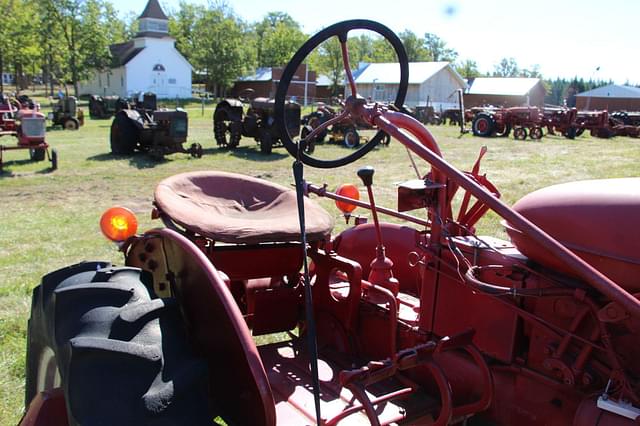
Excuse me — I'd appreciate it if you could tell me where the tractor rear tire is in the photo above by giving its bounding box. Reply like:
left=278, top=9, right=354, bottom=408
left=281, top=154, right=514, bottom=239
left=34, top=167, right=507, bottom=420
left=64, top=118, right=79, bottom=131
left=30, top=148, right=46, bottom=161
left=25, top=262, right=212, bottom=425
left=110, top=113, right=138, bottom=155
left=259, top=130, right=273, bottom=155
left=471, top=113, right=495, bottom=137
left=343, top=128, right=360, bottom=148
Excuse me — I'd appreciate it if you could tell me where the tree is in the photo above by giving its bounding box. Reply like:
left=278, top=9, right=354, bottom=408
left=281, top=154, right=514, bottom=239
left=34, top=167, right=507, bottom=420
left=493, top=57, right=519, bottom=77
left=254, top=12, right=305, bottom=67
left=44, top=0, right=120, bottom=95
left=398, top=30, right=430, bottom=62
left=0, top=0, right=40, bottom=92
left=521, top=64, right=541, bottom=78
left=259, top=22, right=306, bottom=67
left=423, top=33, right=457, bottom=62
left=455, top=59, right=480, bottom=79
left=168, top=1, right=202, bottom=64
left=191, top=6, right=254, bottom=95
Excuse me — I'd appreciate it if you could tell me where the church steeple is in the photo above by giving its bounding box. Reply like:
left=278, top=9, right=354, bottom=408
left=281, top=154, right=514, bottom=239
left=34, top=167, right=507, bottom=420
left=137, top=0, right=169, bottom=37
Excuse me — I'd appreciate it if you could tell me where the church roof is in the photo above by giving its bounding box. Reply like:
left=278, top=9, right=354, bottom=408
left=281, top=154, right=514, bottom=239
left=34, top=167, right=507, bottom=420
left=110, top=41, right=144, bottom=66
left=139, top=0, right=168, bottom=20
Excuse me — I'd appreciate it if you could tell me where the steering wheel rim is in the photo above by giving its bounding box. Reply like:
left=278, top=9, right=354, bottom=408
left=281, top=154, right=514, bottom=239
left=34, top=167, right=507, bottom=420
left=275, top=19, right=409, bottom=169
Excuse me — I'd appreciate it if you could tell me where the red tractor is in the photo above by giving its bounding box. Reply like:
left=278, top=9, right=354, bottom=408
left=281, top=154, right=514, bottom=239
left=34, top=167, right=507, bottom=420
left=0, top=102, right=57, bottom=172
left=22, top=21, right=639, bottom=426
left=471, top=106, right=545, bottom=140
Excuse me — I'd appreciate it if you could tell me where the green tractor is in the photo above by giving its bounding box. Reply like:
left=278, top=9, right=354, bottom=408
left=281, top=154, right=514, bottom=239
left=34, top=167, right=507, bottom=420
left=48, top=96, right=83, bottom=130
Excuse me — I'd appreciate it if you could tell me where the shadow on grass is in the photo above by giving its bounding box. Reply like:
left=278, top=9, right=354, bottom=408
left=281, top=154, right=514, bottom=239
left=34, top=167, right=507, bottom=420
left=87, top=152, right=166, bottom=169
left=222, top=146, right=289, bottom=162
left=0, top=159, right=56, bottom=177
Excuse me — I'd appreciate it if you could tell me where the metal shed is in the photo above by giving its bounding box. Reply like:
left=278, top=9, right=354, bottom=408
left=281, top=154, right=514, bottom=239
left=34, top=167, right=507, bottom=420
left=576, top=84, right=640, bottom=111
left=350, top=62, right=466, bottom=110
left=465, top=78, right=546, bottom=108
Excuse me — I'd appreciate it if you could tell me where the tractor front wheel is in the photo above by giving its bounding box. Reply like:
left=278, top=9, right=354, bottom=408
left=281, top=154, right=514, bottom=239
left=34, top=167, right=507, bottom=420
left=343, top=128, right=360, bottom=148
left=63, top=118, right=79, bottom=131
left=214, top=119, right=242, bottom=148
left=30, top=148, right=45, bottom=161
left=513, top=127, right=527, bottom=140
left=24, top=263, right=212, bottom=425
left=530, top=127, right=543, bottom=140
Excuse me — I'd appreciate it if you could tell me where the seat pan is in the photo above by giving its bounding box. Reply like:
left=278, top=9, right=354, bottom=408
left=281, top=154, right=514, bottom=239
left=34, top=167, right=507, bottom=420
left=154, top=171, right=334, bottom=244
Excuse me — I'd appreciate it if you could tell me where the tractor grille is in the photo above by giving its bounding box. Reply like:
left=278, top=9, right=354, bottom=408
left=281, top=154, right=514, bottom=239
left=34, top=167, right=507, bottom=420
left=21, top=117, right=46, bottom=137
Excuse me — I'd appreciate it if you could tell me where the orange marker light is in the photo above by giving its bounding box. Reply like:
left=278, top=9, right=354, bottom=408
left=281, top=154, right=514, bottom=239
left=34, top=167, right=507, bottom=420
left=100, top=207, right=138, bottom=242
left=335, top=184, right=360, bottom=214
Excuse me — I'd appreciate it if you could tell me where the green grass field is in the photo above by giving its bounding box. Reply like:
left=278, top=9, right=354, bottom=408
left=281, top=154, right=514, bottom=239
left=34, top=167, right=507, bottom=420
left=1, top=104, right=639, bottom=423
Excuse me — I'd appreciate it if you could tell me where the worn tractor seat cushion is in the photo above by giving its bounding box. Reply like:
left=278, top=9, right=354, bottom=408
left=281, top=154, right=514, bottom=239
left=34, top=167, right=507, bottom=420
left=154, top=171, right=334, bottom=244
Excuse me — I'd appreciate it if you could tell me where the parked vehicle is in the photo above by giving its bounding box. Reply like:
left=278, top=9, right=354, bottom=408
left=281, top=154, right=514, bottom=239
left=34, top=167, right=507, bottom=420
left=88, top=95, right=128, bottom=119
left=214, top=91, right=302, bottom=154
left=48, top=96, right=83, bottom=130
left=22, top=20, right=640, bottom=426
left=110, top=92, right=201, bottom=159
left=0, top=107, right=57, bottom=171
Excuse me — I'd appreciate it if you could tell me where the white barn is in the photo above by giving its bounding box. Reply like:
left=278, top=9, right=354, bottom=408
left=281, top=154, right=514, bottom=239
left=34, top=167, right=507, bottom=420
left=350, top=62, right=466, bottom=110
left=79, top=0, right=192, bottom=99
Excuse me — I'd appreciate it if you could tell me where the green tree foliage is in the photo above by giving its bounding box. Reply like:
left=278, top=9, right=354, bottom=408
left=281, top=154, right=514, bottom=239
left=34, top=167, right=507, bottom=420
left=455, top=59, right=480, bottom=79
left=0, top=0, right=41, bottom=92
left=423, top=33, right=457, bottom=62
left=190, top=5, right=255, bottom=95
left=254, top=12, right=306, bottom=67
left=398, top=30, right=430, bottom=62
left=168, top=1, right=201, bottom=64
left=43, top=0, right=123, bottom=95
left=492, top=57, right=519, bottom=77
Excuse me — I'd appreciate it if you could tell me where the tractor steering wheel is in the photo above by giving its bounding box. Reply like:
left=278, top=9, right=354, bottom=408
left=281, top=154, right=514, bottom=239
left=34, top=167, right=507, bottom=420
left=275, top=20, right=409, bottom=169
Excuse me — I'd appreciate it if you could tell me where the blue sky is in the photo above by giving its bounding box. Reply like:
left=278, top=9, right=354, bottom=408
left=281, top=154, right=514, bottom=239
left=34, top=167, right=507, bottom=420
left=111, top=0, right=639, bottom=84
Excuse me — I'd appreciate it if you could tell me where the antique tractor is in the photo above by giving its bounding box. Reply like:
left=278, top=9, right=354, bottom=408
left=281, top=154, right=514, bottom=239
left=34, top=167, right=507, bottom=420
left=214, top=94, right=301, bottom=154
left=88, top=95, right=128, bottom=119
left=471, top=106, right=545, bottom=140
left=48, top=96, right=83, bottom=130
left=301, top=103, right=391, bottom=148
left=0, top=107, right=57, bottom=172
left=22, top=20, right=640, bottom=426
left=110, top=92, right=202, bottom=159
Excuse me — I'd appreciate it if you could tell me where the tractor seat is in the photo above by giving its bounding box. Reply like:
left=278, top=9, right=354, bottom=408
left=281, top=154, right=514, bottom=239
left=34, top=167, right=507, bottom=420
left=154, top=171, right=334, bottom=245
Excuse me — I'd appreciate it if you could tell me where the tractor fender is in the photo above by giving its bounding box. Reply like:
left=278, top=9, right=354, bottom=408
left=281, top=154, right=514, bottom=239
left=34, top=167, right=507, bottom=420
left=116, top=109, right=145, bottom=130
left=214, top=100, right=244, bottom=122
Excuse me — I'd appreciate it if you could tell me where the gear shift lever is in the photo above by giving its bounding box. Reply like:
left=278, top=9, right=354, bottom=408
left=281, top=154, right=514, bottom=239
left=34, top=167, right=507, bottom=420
left=357, top=167, right=399, bottom=296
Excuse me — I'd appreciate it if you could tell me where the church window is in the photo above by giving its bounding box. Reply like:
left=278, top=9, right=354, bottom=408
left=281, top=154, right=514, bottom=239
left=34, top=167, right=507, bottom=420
left=153, top=64, right=166, bottom=72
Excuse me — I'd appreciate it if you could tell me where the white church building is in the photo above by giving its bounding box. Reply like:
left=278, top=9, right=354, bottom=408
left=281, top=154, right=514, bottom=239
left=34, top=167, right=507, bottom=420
left=79, top=0, right=192, bottom=99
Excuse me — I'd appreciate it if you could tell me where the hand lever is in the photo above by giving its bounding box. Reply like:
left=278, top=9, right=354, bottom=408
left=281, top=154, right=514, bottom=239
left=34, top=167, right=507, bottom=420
left=357, top=167, right=399, bottom=296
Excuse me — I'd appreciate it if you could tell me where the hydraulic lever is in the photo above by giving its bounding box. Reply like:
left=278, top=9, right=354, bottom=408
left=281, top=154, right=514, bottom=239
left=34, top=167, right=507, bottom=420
left=357, top=166, right=399, bottom=296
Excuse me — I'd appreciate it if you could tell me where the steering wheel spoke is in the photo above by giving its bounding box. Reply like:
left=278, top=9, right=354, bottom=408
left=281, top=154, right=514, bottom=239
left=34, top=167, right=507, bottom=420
left=275, top=19, right=408, bottom=168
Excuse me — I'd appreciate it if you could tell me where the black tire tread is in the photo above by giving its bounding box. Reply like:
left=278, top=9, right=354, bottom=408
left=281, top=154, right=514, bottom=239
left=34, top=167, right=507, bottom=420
left=25, top=263, right=211, bottom=425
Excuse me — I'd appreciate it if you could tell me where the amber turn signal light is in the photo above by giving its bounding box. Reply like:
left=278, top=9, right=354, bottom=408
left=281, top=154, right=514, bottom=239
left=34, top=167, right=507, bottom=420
left=100, top=206, right=138, bottom=242
left=335, top=184, right=360, bottom=214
